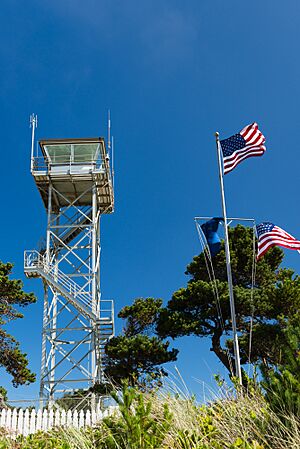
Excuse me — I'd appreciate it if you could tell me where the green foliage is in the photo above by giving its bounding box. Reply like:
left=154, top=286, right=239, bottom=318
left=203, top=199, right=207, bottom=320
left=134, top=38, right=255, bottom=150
left=102, top=384, right=172, bottom=449
left=90, top=382, right=114, bottom=396
left=0, top=262, right=36, bottom=386
left=176, top=430, right=264, bottom=449
left=103, top=298, right=178, bottom=387
left=0, top=384, right=299, bottom=449
left=16, top=431, right=71, bottom=449
left=176, top=411, right=221, bottom=449
left=102, top=226, right=300, bottom=387
left=104, top=334, right=178, bottom=387
left=176, top=429, right=221, bottom=449
left=119, top=298, right=163, bottom=337
left=0, top=431, right=71, bottom=449
left=54, top=389, right=92, bottom=412
left=0, top=387, right=8, bottom=407
left=261, top=324, right=300, bottom=416
left=157, top=225, right=300, bottom=378
left=227, top=439, right=264, bottom=449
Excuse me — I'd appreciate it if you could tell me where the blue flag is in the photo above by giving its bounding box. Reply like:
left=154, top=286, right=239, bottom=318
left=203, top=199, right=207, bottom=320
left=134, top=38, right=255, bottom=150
left=201, top=218, right=224, bottom=256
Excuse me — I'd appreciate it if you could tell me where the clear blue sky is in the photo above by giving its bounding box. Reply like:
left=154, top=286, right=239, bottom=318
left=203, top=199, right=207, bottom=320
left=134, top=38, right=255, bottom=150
left=1, top=0, right=300, bottom=402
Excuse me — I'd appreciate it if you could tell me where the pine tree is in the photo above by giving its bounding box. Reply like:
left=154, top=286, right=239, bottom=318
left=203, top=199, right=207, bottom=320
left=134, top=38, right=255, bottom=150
left=0, top=261, right=36, bottom=386
left=261, top=324, right=300, bottom=415
left=102, top=298, right=178, bottom=387
left=157, top=225, right=300, bottom=377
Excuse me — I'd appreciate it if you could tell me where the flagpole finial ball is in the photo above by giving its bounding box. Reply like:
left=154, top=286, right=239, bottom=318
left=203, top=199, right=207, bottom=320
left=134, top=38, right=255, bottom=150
left=215, top=132, right=219, bottom=138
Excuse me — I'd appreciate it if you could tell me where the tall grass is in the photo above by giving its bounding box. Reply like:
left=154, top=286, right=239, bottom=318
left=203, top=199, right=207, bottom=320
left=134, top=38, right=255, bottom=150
left=1, top=381, right=299, bottom=448
left=58, top=381, right=300, bottom=449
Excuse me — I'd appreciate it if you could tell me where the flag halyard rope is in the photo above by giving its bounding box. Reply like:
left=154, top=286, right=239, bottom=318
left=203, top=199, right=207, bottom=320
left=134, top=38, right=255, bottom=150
left=195, top=218, right=257, bottom=382
left=196, top=221, right=235, bottom=377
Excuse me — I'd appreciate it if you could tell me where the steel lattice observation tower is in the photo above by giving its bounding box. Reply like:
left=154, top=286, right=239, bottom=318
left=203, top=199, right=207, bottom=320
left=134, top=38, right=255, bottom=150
left=24, top=116, right=115, bottom=405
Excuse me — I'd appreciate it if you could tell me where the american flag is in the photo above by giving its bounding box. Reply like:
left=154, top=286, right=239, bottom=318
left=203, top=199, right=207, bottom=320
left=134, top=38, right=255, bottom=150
left=256, top=222, right=300, bottom=259
left=220, top=123, right=266, bottom=174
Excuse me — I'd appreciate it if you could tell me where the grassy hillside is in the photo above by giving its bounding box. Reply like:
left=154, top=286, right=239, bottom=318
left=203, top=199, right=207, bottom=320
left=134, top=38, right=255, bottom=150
left=0, top=383, right=299, bottom=449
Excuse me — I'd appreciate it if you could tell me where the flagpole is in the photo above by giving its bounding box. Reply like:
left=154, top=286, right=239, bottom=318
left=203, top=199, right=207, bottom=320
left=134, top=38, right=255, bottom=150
left=215, top=132, right=243, bottom=386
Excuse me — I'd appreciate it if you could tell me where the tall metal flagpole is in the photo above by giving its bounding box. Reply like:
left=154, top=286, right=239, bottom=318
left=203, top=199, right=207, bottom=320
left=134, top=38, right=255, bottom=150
left=215, top=132, right=243, bottom=385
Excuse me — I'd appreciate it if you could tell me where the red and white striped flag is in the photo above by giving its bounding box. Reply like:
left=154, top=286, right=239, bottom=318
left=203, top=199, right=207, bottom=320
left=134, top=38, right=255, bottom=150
left=256, top=222, right=300, bottom=259
left=220, top=123, right=266, bottom=174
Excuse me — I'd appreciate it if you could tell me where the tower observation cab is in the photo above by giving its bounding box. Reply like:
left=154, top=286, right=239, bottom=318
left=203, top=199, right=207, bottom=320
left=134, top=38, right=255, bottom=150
left=24, top=123, right=115, bottom=405
left=34, top=138, right=113, bottom=212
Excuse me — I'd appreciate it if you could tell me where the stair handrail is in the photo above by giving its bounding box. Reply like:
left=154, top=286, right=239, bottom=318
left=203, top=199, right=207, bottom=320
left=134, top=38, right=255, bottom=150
left=24, top=251, right=114, bottom=325
left=24, top=250, right=92, bottom=310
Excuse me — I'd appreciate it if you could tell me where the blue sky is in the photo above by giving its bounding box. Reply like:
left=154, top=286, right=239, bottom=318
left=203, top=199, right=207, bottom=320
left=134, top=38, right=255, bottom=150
left=1, top=0, right=300, bottom=402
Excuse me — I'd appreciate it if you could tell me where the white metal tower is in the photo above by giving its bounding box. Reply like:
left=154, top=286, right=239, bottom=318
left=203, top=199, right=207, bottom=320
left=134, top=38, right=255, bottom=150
left=24, top=116, right=114, bottom=404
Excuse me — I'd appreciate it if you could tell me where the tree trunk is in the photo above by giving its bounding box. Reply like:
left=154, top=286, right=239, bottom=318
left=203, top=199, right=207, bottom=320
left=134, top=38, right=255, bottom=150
left=211, top=326, right=235, bottom=375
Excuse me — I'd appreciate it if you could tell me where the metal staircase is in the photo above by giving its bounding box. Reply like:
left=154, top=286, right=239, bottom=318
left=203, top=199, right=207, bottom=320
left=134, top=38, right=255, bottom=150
left=25, top=250, right=97, bottom=321
left=56, top=209, right=93, bottom=248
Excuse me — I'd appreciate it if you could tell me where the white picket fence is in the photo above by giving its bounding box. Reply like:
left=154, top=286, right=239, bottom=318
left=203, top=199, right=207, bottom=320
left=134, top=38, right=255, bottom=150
left=0, top=406, right=117, bottom=436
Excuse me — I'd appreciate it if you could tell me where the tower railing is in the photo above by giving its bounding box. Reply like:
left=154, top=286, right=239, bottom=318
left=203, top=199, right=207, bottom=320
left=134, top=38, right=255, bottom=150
left=24, top=250, right=113, bottom=324
left=31, top=156, right=109, bottom=175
